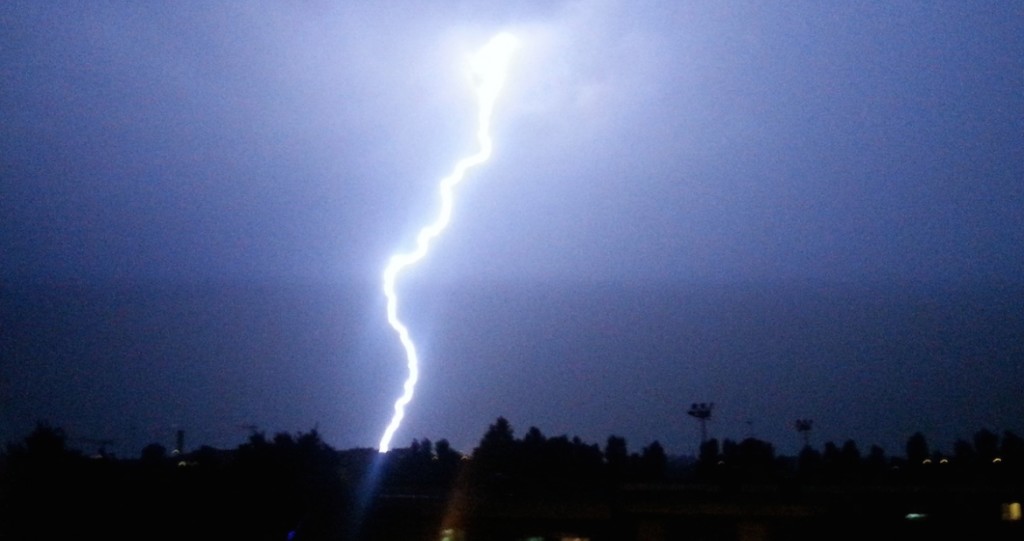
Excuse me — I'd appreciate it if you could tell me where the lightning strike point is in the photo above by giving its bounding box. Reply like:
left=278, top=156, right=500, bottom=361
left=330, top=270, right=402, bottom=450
left=378, top=33, right=518, bottom=453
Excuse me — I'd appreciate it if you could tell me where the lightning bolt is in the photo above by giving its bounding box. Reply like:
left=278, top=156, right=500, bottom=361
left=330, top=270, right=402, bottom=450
left=378, top=33, right=518, bottom=453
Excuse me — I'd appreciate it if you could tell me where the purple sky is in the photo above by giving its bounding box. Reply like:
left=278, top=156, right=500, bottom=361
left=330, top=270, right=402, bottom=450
left=2, top=2, right=1022, bottom=457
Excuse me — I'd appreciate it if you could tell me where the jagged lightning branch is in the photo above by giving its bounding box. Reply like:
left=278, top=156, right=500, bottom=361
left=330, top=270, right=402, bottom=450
left=378, top=33, right=518, bottom=453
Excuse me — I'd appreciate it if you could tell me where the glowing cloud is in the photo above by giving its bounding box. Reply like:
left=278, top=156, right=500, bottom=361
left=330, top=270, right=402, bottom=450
left=378, top=33, right=518, bottom=453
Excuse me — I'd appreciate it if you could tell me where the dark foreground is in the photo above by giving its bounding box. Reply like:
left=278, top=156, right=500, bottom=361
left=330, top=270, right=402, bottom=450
left=2, top=422, right=1022, bottom=540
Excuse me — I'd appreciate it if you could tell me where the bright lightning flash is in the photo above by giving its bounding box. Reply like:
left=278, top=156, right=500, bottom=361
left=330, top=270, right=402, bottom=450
left=378, top=33, right=518, bottom=453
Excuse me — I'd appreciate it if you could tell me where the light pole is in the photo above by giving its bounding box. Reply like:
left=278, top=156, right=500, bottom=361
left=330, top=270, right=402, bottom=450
left=794, top=419, right=813, bottom=448
left=687, top=402, right=714, bottom=444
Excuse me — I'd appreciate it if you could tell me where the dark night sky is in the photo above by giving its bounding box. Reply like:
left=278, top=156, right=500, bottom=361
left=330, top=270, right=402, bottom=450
left=2, top=2, right=1022, bottom=457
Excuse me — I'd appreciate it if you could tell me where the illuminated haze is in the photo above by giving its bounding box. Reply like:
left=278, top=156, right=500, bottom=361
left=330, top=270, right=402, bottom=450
left=1, top=2, right=1022, bottom=457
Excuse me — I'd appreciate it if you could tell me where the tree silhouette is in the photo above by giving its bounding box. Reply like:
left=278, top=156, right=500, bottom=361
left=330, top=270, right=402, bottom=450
left=522, top=426, right=546, bottom=450
left=737, top=438, right=775, bottom=478
left=865, top=445, right=887, bottom=475
left=477, top=417, right=515, bottom=454
left=17, top=421, right=70, bottom=460
left=840, top=440, right=861, bottom=467
left=973, top=428, right=999, bottom=463
left=1001, top=431, right=1023, bottom=461
left=638, top=441, right=667, bottom=480
left=953, top=438, right=975, bottom=465
left=471, top=417, right=518, bottom=487
left=797, top=444, right=822, bottom=477
left=906, top=432, right=929, bottom=465
left=433, top=438, right=461, bottom=482
left=140, top=442, right=167, bottom=464
left=605, top=435, right=628, bottom=479
left=699, top=437, right=720, bottom=465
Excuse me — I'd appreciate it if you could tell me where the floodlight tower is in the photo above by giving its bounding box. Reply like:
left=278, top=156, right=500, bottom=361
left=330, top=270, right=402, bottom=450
left=687, top=402, right=714, bottom=444
left=794, top=419, right=813, bottom=448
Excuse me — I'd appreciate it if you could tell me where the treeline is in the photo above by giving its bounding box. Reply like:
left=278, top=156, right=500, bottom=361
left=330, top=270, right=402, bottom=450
left=1, top=423, right=352, bottom=540
left=385, top=419, right=1024, bottom=489
left=2, top=420, right=1023, bottom=539
left=380, top=417, right=669, bottom=493
left=694, top=428, right=1024, bottom=486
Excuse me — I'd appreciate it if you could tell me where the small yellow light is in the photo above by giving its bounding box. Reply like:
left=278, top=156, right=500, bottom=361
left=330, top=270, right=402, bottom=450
left=439, top=528, right=460, bottom=541
left=1002, top=502, right=1021, bottom=521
